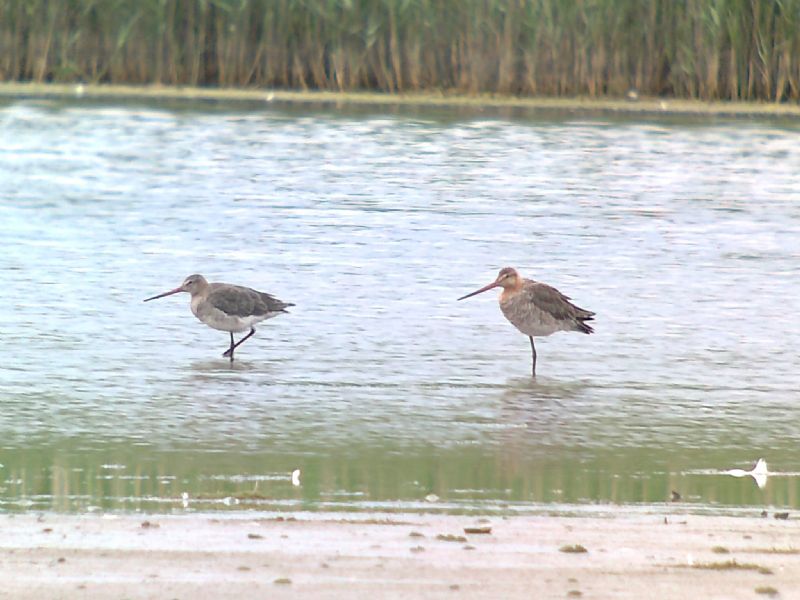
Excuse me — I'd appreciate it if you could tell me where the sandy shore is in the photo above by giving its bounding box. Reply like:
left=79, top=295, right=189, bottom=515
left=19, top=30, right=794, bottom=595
left=2, top=82, right=800, bottom=118
left=1, top=510, right=798, bottom=599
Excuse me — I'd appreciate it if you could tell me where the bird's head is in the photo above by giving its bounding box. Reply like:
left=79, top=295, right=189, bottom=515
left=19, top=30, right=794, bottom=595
left=144, top=274, right=208, bottom=302
left=457, top=267, right=521, bottom=301
left=180, top=274, right=208, bottom=295
left=494, top=267, right=520, bottom=290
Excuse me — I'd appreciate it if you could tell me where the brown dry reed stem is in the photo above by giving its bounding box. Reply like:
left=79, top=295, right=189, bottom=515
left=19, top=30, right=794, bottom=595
left=0, top=0, right=798, bottom=101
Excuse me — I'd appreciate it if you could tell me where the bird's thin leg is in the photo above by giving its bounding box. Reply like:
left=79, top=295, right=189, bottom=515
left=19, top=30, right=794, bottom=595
left=223, top=332, right=235, bottom=361
left=529, top=336, right=537, bottom=377
left=232, top=327, right=256, bottom=350
left=223, top=328, right=256, bottom=358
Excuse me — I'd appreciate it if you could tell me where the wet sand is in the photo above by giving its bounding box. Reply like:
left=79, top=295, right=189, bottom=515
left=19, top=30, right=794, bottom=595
left=2, top=511, right=798, bottom=599
left=2, top=81, right=800, bottom=118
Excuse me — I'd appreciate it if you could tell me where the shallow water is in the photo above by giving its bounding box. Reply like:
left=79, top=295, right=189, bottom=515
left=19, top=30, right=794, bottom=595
left=2, top=98, right=800, bottom=513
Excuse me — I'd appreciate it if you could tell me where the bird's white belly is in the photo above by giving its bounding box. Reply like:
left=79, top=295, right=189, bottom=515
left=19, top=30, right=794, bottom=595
left=201, top=313, right=272, bottom=333
left=192, top=299, right=279, bottom=333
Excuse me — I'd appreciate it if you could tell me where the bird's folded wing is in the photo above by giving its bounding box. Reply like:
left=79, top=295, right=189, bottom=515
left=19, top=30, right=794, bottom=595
left=207, top=286, right=259, bottom=317
left=525, top=282, right=594, bottom=321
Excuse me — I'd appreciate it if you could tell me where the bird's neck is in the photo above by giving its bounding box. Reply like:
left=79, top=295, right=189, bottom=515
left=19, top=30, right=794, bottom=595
left=192, top=283, right=211, bottom=299
left=190, top=290, right=208, bottom=304
left=499, top=280, right=524, bottom=302
left=189, top=292, right=206, bottom=317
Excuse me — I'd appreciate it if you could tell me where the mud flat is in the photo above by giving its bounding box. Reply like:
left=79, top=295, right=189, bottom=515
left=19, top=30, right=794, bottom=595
left=1, top=510, right=798, bottom=599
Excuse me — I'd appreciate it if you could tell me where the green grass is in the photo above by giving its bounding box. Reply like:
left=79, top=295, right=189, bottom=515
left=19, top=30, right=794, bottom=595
left=0, top=0, right=799, bottom=101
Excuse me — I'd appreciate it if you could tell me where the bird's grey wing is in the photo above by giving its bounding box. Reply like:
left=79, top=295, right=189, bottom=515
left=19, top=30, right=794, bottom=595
left=526, top=282, right=594, bottom=321
left=206, top=286, right=259, bottom=317
left=209, top=285, right=292, bottom=317
left=256, top=291, right=293, bottom=313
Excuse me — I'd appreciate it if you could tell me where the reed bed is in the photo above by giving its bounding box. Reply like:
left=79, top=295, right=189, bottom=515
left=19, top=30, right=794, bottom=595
left=0, top=0, right=798, bottom=101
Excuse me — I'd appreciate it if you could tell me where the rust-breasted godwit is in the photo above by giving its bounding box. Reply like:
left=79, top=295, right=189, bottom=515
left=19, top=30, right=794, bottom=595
left=458, top=267, right=594, bottom=376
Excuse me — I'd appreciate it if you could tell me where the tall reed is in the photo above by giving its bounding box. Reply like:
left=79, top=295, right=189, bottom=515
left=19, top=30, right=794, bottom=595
left=0, top=0, right=798, bottom=101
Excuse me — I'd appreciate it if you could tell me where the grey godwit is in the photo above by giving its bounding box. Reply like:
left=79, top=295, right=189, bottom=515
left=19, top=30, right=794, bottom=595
left=144, top=274, right=293, bottom=361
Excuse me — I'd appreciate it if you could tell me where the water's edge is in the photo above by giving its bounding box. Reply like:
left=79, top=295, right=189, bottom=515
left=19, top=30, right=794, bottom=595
left=2, top=82, right=800, bottom=118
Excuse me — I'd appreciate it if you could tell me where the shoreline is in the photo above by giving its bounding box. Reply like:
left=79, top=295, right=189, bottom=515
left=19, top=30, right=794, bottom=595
left=2, top=82, right=800, bottom=118
left=2, top=510, right=798, bottom=599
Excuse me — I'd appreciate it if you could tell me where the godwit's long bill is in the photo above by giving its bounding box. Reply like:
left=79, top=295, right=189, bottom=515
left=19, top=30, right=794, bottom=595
left=144, top=274, right=293, bottom=362
left=458, top=267, right=594, bottom=376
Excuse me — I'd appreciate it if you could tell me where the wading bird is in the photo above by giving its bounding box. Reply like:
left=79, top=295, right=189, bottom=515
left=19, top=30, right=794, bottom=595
left=144, top=274, right=293, bottom=361
left=458, top=267, right=594, bottom=376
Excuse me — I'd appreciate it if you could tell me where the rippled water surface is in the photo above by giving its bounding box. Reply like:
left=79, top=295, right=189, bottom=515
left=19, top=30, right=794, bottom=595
left=2, top=98, right=800, bottom=513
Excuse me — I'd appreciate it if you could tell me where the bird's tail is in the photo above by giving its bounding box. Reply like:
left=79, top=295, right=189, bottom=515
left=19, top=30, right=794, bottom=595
left=575, top=316, right=594, bottom=334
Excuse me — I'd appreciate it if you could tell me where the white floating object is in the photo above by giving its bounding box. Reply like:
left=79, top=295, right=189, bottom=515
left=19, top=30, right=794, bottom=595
left=291, top=469, right=301, bottom=487
left=222, top=496, right=240, bottom=506
left=425, top=493, right=439, bottom=503
left=687, top=553, right=694, bottom=566
left=725, top=458, right=768, bottom=490
left=181, top=492, right=189, bottom=508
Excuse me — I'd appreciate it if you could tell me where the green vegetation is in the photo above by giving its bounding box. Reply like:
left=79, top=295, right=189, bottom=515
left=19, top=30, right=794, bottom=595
left=753, top=548, right=800, bottom=554
left=0, top=0, right=799, bottom=101
left=690, top=560, right=773, bottom=574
